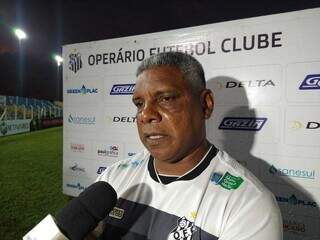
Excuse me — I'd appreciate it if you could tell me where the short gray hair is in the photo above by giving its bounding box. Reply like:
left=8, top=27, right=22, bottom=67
left=136, top=52, right=206, bottom=91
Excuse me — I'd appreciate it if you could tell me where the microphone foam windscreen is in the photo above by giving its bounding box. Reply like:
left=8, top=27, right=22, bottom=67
left=56, top=181, right=117, bottom=240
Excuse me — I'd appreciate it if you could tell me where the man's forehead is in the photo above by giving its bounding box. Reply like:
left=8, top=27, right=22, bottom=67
left=135, top=66, right=189, bottom=88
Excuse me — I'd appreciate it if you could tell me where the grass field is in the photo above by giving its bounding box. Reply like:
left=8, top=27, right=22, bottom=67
left=0, top=127, right=69, bottom=239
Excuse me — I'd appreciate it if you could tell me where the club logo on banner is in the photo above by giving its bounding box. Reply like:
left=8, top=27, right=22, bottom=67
left=110, top=84, right=135, bottom=95
left=299, top=74, right=320, bottom=90
left=218, top=117, right=267, bottom=131
left=69, top=50, right=83, bottom=73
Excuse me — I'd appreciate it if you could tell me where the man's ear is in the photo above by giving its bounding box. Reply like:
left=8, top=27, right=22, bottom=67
left=200, top=89, right=214, bottom=119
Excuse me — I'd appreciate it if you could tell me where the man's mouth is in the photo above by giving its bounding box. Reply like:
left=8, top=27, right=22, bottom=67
left=144, top=133, right=168, bottom=144
left=147, top=135, right=165, bottom=140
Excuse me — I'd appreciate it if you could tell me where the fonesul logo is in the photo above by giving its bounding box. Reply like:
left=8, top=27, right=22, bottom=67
left=219, top=117, right=267, bottom=131
left=66, top=85, right=98, bottom=94
left=299, top=74, right=320, bottom=90
left=110, top=84, right=135, bottom=95
left=68, top=114, right=96, bottom=125
left=269, top=165, right=315, bottom=180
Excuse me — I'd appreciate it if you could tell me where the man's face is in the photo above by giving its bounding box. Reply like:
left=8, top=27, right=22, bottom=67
left=132, top=65, right=207, bottom=163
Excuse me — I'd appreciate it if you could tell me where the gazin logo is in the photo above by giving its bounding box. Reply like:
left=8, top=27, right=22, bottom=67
left=68, top=114, right=96, bottom=125
left=97, top=167, right=107, bottom=174
left=269, top=165, right=315, bottom=179
left=110, top=84, right=135, bottom=95
left=69, top=49, right=83, bottom=73
left=299, top=74, right=320, bottom=90
left=219, top=117, right=267, bottom=131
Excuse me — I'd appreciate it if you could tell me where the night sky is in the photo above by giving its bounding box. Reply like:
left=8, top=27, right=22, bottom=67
left=1, top=0, right=320, bottom=101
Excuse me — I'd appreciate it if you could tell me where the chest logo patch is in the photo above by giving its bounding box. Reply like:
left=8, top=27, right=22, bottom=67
left=168, top=216, right=197, bottom=240
left=211, top=171, right=244, bottom=190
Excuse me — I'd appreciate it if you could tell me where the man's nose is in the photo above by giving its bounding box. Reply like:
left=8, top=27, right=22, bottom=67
left=138, top=102, right=162, bottom=124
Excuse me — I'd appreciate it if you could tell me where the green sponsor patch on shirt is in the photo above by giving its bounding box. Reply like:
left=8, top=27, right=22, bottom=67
left=218, top=172, right=244, bottom=190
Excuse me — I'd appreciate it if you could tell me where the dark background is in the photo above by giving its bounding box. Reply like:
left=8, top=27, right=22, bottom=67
left=1, top=0, right=320, bottom=101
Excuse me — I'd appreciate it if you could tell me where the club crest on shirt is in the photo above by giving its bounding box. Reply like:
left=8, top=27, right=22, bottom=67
left=168, top=216, right=197, bottom=240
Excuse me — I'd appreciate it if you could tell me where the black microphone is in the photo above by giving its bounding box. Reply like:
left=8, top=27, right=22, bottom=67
left=23, top=181, right=117, bottom=240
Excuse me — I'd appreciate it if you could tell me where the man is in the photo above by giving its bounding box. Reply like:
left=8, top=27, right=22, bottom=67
left=97, top=52, right=283, bottom=240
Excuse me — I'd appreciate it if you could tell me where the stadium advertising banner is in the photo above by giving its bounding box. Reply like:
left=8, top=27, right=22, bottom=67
left=0, top=119, right=31, bottom=136
left=63, top=8, right=320, bottom=239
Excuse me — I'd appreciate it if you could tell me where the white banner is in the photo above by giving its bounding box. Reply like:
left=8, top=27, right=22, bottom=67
left=63, top=8, right=320, bottom=239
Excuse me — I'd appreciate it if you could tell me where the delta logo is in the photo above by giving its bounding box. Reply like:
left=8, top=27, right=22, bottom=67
left=291, top=121, right=320, bottom=130
left=224, top=79, right=275, bottom=88
left=276, top=194, right=317, bottom=208
left=299, top=74, right=320, bottom=90
left=269, top=165, right=315, bottom=180
left=66, top=85, right=98, bottom=95
left=106, top=115, right=136, bottom=124
left=219, top=117, right=267, bottom=131
left=110, top=84, right=135, bottom=95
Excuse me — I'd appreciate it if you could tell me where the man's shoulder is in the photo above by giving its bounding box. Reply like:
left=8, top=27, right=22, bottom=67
left=213, top=150, right=272, bottom=197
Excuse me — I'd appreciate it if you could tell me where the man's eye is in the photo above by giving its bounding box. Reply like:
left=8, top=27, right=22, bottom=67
left=134, top=101, right=143, bottom=108
left=160, top=96, right=175, bottom=102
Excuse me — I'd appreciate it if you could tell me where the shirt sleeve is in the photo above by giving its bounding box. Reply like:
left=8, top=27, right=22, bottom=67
left=219, top=191, right=283, bottom=240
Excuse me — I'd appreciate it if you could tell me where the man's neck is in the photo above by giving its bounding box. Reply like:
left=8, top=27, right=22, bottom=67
left=154, top=140, right=211, bottom=176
